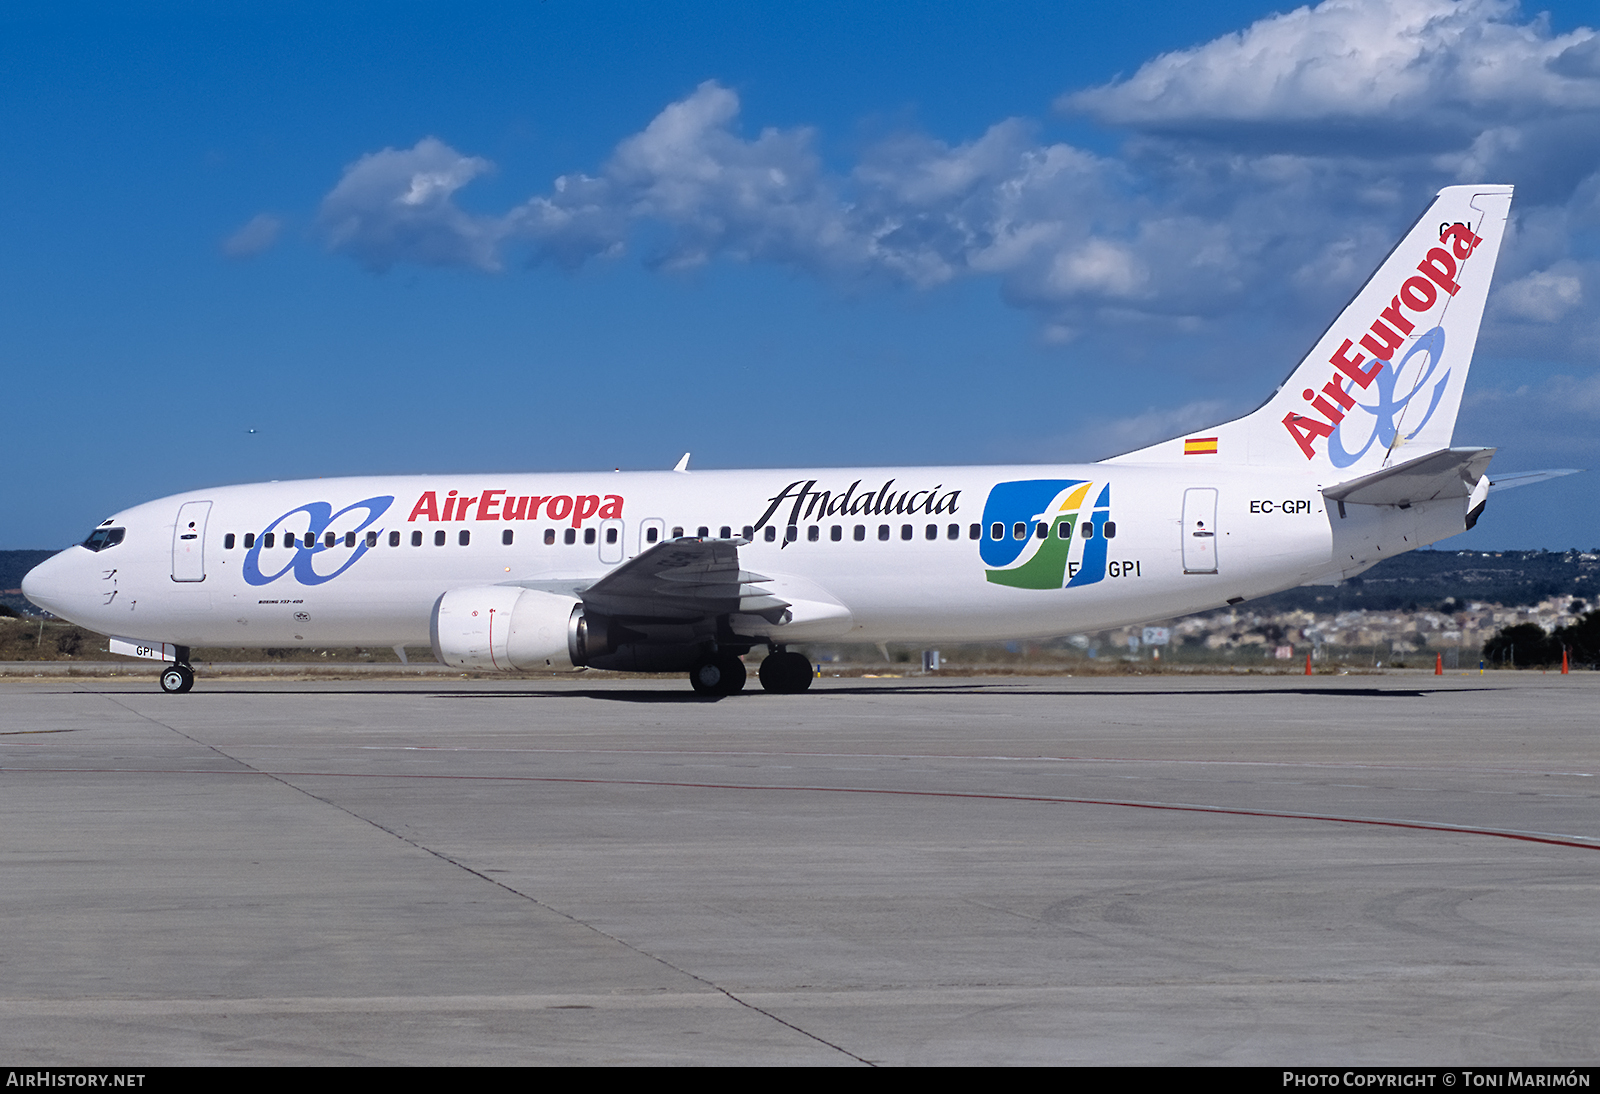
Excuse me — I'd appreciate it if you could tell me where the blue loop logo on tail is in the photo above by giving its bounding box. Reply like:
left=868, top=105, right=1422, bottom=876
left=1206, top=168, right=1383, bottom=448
left=980, top=480, right=1111, bottom=589
left=1328, top=328, right=1450, bottom=467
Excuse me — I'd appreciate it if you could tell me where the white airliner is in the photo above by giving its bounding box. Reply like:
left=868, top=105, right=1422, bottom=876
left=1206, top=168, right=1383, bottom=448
left=22, top=184, right=1563, bottom=694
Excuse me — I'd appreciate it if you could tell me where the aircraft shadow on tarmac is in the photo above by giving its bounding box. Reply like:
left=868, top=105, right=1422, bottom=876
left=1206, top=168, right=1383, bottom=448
left=84, top=683, right=1499, bottom=703
left=406, top=684, right=1491, bottom=702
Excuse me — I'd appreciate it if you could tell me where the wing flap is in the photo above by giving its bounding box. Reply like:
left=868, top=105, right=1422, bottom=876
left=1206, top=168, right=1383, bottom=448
left=578, top=538, right=791, bottom=622
left=1324, top=447, right=1495, bottom=507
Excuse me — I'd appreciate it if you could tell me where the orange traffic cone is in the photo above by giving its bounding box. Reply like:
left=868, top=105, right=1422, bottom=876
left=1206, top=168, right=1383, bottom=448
left=1305, top=651, right=1312, bottom=676
left=1562, top=648, right=1569, bottom=675
left=1435, top=652, right=1442, bottom=675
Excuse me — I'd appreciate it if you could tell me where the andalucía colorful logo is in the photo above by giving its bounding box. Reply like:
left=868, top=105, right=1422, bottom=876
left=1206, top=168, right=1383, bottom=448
left=979, top=479, right=1111, bottom=589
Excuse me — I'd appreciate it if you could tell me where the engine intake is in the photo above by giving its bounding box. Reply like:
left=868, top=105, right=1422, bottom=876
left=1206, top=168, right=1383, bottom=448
left=429, top=586, right=586, bottom=671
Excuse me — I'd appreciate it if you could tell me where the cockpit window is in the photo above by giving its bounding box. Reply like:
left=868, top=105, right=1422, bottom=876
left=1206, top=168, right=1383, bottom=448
left=82, top=527, right=125, bottom=552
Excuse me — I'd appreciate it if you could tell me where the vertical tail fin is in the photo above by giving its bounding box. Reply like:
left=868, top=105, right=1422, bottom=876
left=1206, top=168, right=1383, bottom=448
left=1109, top=185, right=1513, bottom=473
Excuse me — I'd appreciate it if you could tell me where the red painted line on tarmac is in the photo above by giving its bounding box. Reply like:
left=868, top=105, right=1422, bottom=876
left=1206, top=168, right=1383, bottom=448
left=7, top=765, right=1600, bottom=852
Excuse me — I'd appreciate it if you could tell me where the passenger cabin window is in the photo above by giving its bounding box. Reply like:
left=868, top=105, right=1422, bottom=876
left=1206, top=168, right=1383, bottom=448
left=388, top=531, right=400, bottom=547
left=411, top=531, right=422, bottom=547
left=719, top=526, right=731, bottom=539
left=346, top=531, right=357, bottom=548
left=1081, top=522, right=1094, bottom=539
left=583, top=528, right=596, bottom=545
left=830, top=525, right=842, bottom=542
left=878, top=524, right=890, bottom=541
left=544, top=529, right=556, bottom=545
left=223, top=533, right=235, bottom=550
left=764, top=526, right=776, bottom=542
left=564, top=529, right=577, bottom=545
left=459, top=530, right=470, bottom=546
left=605, top=527, right=618, bottom=544
left=244, top=533, right=256, bottom=549
left=366, top=531, right=378, bottom=547
left=1056, top=522, right=1071, bottom=540
left=434, top=530, right=446, bottom=546
left=786, top=525, right=798, bottom=542
left=264, top=533, right=276, bottom=549
left=645, top=527, right=659, bottom=544
left=947, top=524, right=959, bottom=540
left=324, top=531, right=336, bottom=548
left=696, top=526, right=709, bottom=538
left=1035, top=523, right=1048, bottom=540
left=925, top=524, right=937, bottom=541
left=990, top=522, right=1003, bottom=540
left=854, top=525, right=866, bottom=541
left=671, top=526, right=684, bottom=538
left=807, top=525, right=819, bottom=542
left=1103, top=521, right=1117, bottom=538
left=502, top=529, right=514, bottom=545
left=742, top=526, right=754, bottom=540
left=1012, top=522, right=1027, bottom=540
left=969, top=524, right=981, bottom=540
left=900, top=525, right=913, bottom=541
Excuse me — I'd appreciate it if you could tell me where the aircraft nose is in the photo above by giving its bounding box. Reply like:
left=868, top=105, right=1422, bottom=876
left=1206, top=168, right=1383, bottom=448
left=21, top=549, right=83, bottom=619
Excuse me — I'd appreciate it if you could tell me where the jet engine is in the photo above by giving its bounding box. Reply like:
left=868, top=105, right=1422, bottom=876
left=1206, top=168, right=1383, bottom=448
left=429, top=586, right=589, bottom=671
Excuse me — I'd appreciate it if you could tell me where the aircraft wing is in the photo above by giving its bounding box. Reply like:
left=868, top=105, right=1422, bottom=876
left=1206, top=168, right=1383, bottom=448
left=576, top=538, right=791, bottom=624
left=1323, top=447, right=1496, bottom=507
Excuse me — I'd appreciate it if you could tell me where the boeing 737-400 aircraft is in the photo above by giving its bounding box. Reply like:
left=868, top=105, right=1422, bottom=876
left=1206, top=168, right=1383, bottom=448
left=23, top=184, right=1563, bottom=694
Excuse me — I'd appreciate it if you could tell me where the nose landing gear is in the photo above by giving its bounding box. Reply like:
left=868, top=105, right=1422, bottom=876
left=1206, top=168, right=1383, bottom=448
left=159, top=646, right=195, bottom=693
left=159, top=663, right=195, bottom=694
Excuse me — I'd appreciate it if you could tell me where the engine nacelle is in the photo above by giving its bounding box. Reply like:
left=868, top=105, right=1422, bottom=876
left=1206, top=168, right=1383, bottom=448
left=430, top=586, right=583, bottom=671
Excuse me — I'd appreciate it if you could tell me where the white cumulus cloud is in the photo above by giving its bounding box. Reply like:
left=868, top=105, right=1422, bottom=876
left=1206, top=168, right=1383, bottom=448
left=221, top=213, right=283, bottom=258
left=1497, top=262, right=1585, bottom=322
left=313, top=3, right=1600, bottom=367
left=1063, top=0, right=1600, bottom=131
left=319, top=137, right=500, bottom=272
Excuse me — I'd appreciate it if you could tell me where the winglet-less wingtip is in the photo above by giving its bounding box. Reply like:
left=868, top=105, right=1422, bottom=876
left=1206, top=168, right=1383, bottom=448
left=673, top=453, right=691, bottom=473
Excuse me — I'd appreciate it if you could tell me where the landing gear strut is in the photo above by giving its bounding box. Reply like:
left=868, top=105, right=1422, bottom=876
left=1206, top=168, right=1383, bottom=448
left=688, top=653, right=747, bottom=696
left=159, top=662, right=195, bottom=694
left=758, top=650, right=814, bottom=694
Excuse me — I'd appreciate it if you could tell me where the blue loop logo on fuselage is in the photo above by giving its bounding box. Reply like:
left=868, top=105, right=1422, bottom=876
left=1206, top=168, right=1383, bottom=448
left=242, top=496, right=393, bottom=586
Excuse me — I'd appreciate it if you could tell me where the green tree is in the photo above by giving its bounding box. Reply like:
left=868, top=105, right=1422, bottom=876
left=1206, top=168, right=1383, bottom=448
left=1482, top=623, right=1560, bottom=666
left=1554, top=610, right=1600, bottom=663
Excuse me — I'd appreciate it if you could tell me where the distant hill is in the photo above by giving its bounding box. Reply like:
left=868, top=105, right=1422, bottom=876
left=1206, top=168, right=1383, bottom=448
left=2, top=546, right=1595, bottom=617
left=0, top=550, right=57, bottom=594
left=1239, top=548, right=1598, bottom=613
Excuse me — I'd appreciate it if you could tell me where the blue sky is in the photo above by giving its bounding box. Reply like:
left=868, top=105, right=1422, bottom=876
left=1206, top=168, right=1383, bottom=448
left=5, top=0, right=1598, bottom=550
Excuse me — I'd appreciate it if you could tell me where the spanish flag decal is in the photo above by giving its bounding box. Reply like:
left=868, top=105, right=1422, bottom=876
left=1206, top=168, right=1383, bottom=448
left=1184, top=437, right=1218, bottom=455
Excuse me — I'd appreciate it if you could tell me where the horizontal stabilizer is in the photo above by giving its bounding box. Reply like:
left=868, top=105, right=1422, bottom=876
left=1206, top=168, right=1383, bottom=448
left=1324, top=447, right=1494, bottom=507
left=1489, top=468, right=1582, bottom=492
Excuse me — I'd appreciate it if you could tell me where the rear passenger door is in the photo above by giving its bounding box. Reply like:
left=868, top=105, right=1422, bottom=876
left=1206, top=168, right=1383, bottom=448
left=1182, top=488, right=1218, bottom=574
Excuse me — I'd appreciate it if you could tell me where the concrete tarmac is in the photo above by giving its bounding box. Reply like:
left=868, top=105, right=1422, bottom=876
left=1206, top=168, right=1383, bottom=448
left=1, top=673, right=1596, bottom=1065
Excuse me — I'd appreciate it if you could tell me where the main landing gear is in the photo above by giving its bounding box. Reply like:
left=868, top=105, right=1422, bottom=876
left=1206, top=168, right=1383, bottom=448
left=688, top=653, right=747, bottom=696
left=687, top=649, right=814, bottom=696
left=159, top=662, right=195, bottom=694
left=758, top=650, right=814, bottom=694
